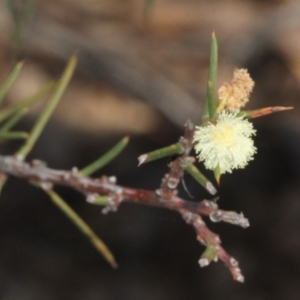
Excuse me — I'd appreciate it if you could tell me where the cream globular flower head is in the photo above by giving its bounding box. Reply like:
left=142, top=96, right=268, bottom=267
left=193, top=111, right=256, bottom=174
left=218, top=68, right=254, bottom=112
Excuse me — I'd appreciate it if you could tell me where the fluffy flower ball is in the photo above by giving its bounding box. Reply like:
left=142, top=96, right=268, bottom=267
left=193, top=111, right=256, bottom=174
left=218, top=68, right=254, bottom=111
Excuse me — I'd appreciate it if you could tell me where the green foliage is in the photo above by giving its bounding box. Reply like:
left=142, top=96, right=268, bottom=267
left=6, top=0, right=37, bottom=54
left=80, top=136, right=130, bottom=176
left=16, top=54, right=78, bottom=159
left=0, top=55, right=130, bottom=267
left=202, top=32, right=218, bottom=124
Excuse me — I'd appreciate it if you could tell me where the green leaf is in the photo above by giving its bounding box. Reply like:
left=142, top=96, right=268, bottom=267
left=214, top=164, right=221, bottom=185
left=199, top=245, right=217, bottom=267
left=184, top=163, right=217, bottom=195
left=6, top=0, right=37, bottom=53
left=16, top=54, right=77, bottom=159
left=202, top=32, right=218, bottom=124
left=0, top=80, right=56, bottom=123
left=0, top=131, right=28, bottom=140
left=0, top=108, right=28, bottom=132
left=137, top=142, right=185, bottom=166
left=80, top=136, right=130, bottom=177
left=0, top=61, right=24, bottom=105
left=238, top=106, right=293, bottom=119
left=88, top=195, right=109, bottom=206
left=45, top=189, right=117, bottom=268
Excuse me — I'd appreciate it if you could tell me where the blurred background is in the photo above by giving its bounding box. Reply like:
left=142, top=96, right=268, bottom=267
left=0, top=0, right=300, bottom=299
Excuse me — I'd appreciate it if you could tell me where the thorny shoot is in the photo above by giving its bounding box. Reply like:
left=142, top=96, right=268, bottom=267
left=0, top=33, right=292, bottom=283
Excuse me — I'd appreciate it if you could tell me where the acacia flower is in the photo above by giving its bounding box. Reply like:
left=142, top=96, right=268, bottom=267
left=193, top=111, right=256, bottom=174
left=218, top=69, right=254, bottom=111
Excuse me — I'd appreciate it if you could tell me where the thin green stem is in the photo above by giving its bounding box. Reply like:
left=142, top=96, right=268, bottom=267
left=16, top=55, right=77, bottom=159
left=0, top=131, right=28, bottom=140
left=184, top=162, right=217, bottom=195
left=89, top=195, right=109, bottom=206
left=214, top=164, right=221, bottom=185
left=0, top=108, right=28, bottom=132
left=138, top=142, right=185, bottom=165
left=200, top=245, right=217, bottom=265
left=45, top=189, right=117, bottom=268
left=0, top=80, right=56, bottom=123
left=6, top=0, right=37, bottom=52
left=202, top=32, right=218, bottom=123
left=0, top=61, right=24, bottom=105
left=80, top=136, right=130, bottom=177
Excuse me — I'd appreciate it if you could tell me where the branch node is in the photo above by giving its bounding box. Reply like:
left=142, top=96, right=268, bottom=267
left=209, top=210, right=223, bottom=222
left=71, top=167, right=79, bottom=176
left=203, top=200, right=218, bottom=209
left=63, top=172, right=71, bottom=181
left=155, top=189, right=162, bottom=197
left=230, top=257, right=239, bottom=267
left=40, top=181, right=53, bottom=191
left=167, top=176, right=179, bottom=189
left=86, top=193, right=99, bottom=203
left=108, top=176, right=117, bottom=184
left=31, top=159, right=47, bottom=167
left=102, top=188, right=123, bottom=214
left=199, top=258, right=209, bottom=267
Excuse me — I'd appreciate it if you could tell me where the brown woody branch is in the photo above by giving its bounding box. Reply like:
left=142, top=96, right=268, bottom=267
left=0, top=119, right=249, bottom=282
left=0, top=154, right=248, bottom=228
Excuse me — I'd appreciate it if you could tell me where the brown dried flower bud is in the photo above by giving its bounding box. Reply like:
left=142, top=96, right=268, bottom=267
left=218, top=68, right=254, bottom=111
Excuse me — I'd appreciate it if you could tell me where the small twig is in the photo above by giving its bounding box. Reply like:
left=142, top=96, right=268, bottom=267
left=0, top=119, right=249, bottom=281
left=0, top=155, right=248, bottom=228
left=180, top=210, right=244, bottom=282
left=44, top=188, right=117, bottom=268
left=153, top=119, right=246, bottom=281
